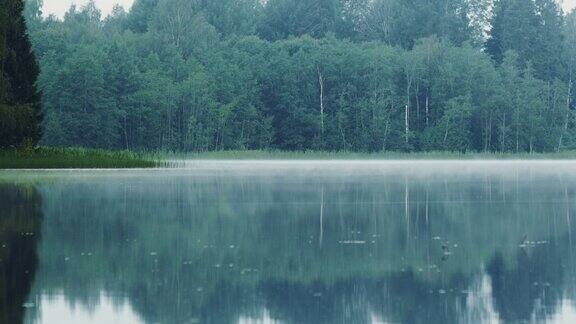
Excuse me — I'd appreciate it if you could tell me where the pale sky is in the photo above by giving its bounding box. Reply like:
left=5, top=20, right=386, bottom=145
left=565, top=0, right=576, bottom=11
left=43, top=0, right=135, bottom=18
left=42, top=0, right=576, bottom=19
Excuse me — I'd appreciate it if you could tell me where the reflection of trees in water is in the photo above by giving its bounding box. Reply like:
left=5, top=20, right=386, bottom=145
left=260, top=274, right=470, bottom=324
left=0, top=185, right=42, bottom=324
left=33, top=173, right=576, bottom=323
left=488, top=240, right=565, bottom=322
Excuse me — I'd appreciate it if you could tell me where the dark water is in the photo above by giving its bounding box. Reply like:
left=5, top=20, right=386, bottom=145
left=2, top=161, right=576, bottom=324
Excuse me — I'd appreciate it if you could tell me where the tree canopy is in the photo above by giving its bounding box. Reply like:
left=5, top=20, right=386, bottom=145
left=21, top=0, right=576, bottom=153
left=0, top=0, right=42, bottom=148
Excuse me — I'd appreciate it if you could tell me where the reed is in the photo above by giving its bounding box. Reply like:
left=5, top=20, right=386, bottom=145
left=0, top=148, right=158, bottom=169
left=167, top=150, right=576, bottom=160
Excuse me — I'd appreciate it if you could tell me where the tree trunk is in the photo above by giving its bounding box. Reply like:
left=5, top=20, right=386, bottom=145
left=383, top=119, right=390, bottom=151
left=516, top=123, right=519, bottom=153
left=488, top=113, right=492, bottom=151
left=405, top=104, right=410, bottom=145
left=425, top=91, right=429, bottom=129
left=501, top=112, right=506, bottom=152
left=529, top=120, right=534, bottom=154
left=443, top=122, right=450, bottom=147
left=559, top=75, right=572, bottom=151
left=415, top=83, right=420, bottom=128
left=123, top=114, right=129, bottom=150
left=318, top=67, right=325, bottom=141
left=405, top=82, right=411, bottom=145
left=484, top=112, right=492, bottom=152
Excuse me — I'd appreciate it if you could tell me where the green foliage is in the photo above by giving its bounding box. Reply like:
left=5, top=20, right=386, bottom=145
left=487, top=0, right=565, bottom=81
left=359, top=0, right=481, bottom=48
left=19, top=0, right=576, bottom=153
left=0, top=104, right=37, bottom=148
left=126, top=0, right=158, bottom=33
left=0, top=147, right=157, bottom=169
left=167, top=149, right=576, bottom=161
left=0, top=0, right=42, bottom=148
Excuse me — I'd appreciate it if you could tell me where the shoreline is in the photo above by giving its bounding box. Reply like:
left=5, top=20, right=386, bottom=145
left=4, top=148, right=576, bottom=170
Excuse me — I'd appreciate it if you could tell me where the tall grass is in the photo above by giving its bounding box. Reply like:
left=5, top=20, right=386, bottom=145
left=0, top=148, right=158, bottom=169
left=4, top=148, right=576, bottom=170
left=168, top=150, right=576, bottom=160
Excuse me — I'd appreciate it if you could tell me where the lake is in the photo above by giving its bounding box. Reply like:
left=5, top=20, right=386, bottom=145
left=2, top=161, right=576, bottom=323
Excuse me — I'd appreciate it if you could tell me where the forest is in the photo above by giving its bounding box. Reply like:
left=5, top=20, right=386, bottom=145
left=13, top=0, right=576, bottom=152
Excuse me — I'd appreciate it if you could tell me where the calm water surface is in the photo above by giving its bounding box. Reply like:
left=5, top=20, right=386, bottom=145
left=1, top=161, right=576, bottom=323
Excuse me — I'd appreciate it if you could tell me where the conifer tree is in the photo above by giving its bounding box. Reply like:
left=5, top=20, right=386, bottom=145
left=0, top=0, right=42, bottom=147
left=487, top=0, right=564, bottom=81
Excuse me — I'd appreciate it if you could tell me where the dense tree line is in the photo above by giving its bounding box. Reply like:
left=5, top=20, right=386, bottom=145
left=0, top=0, right=41, bottom=148
left=24, top=0, right=576, bottom=152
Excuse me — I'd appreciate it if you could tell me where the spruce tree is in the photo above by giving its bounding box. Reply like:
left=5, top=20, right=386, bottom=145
left=486, top=0, right=538, bottom=65
left=0, top=0, right=42, bottom=148
left=486, top=0, right=564, bottom=81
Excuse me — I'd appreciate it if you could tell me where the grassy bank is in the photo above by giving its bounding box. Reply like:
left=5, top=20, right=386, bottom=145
left=4, top=148, right=576, bottom=170
left=171, top=150, right=576, bottom=160
left=0, top=148, right=158, bottom=169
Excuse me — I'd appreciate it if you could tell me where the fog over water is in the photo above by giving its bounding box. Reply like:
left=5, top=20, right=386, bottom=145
left=1, top=161, right=576, bottom=323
